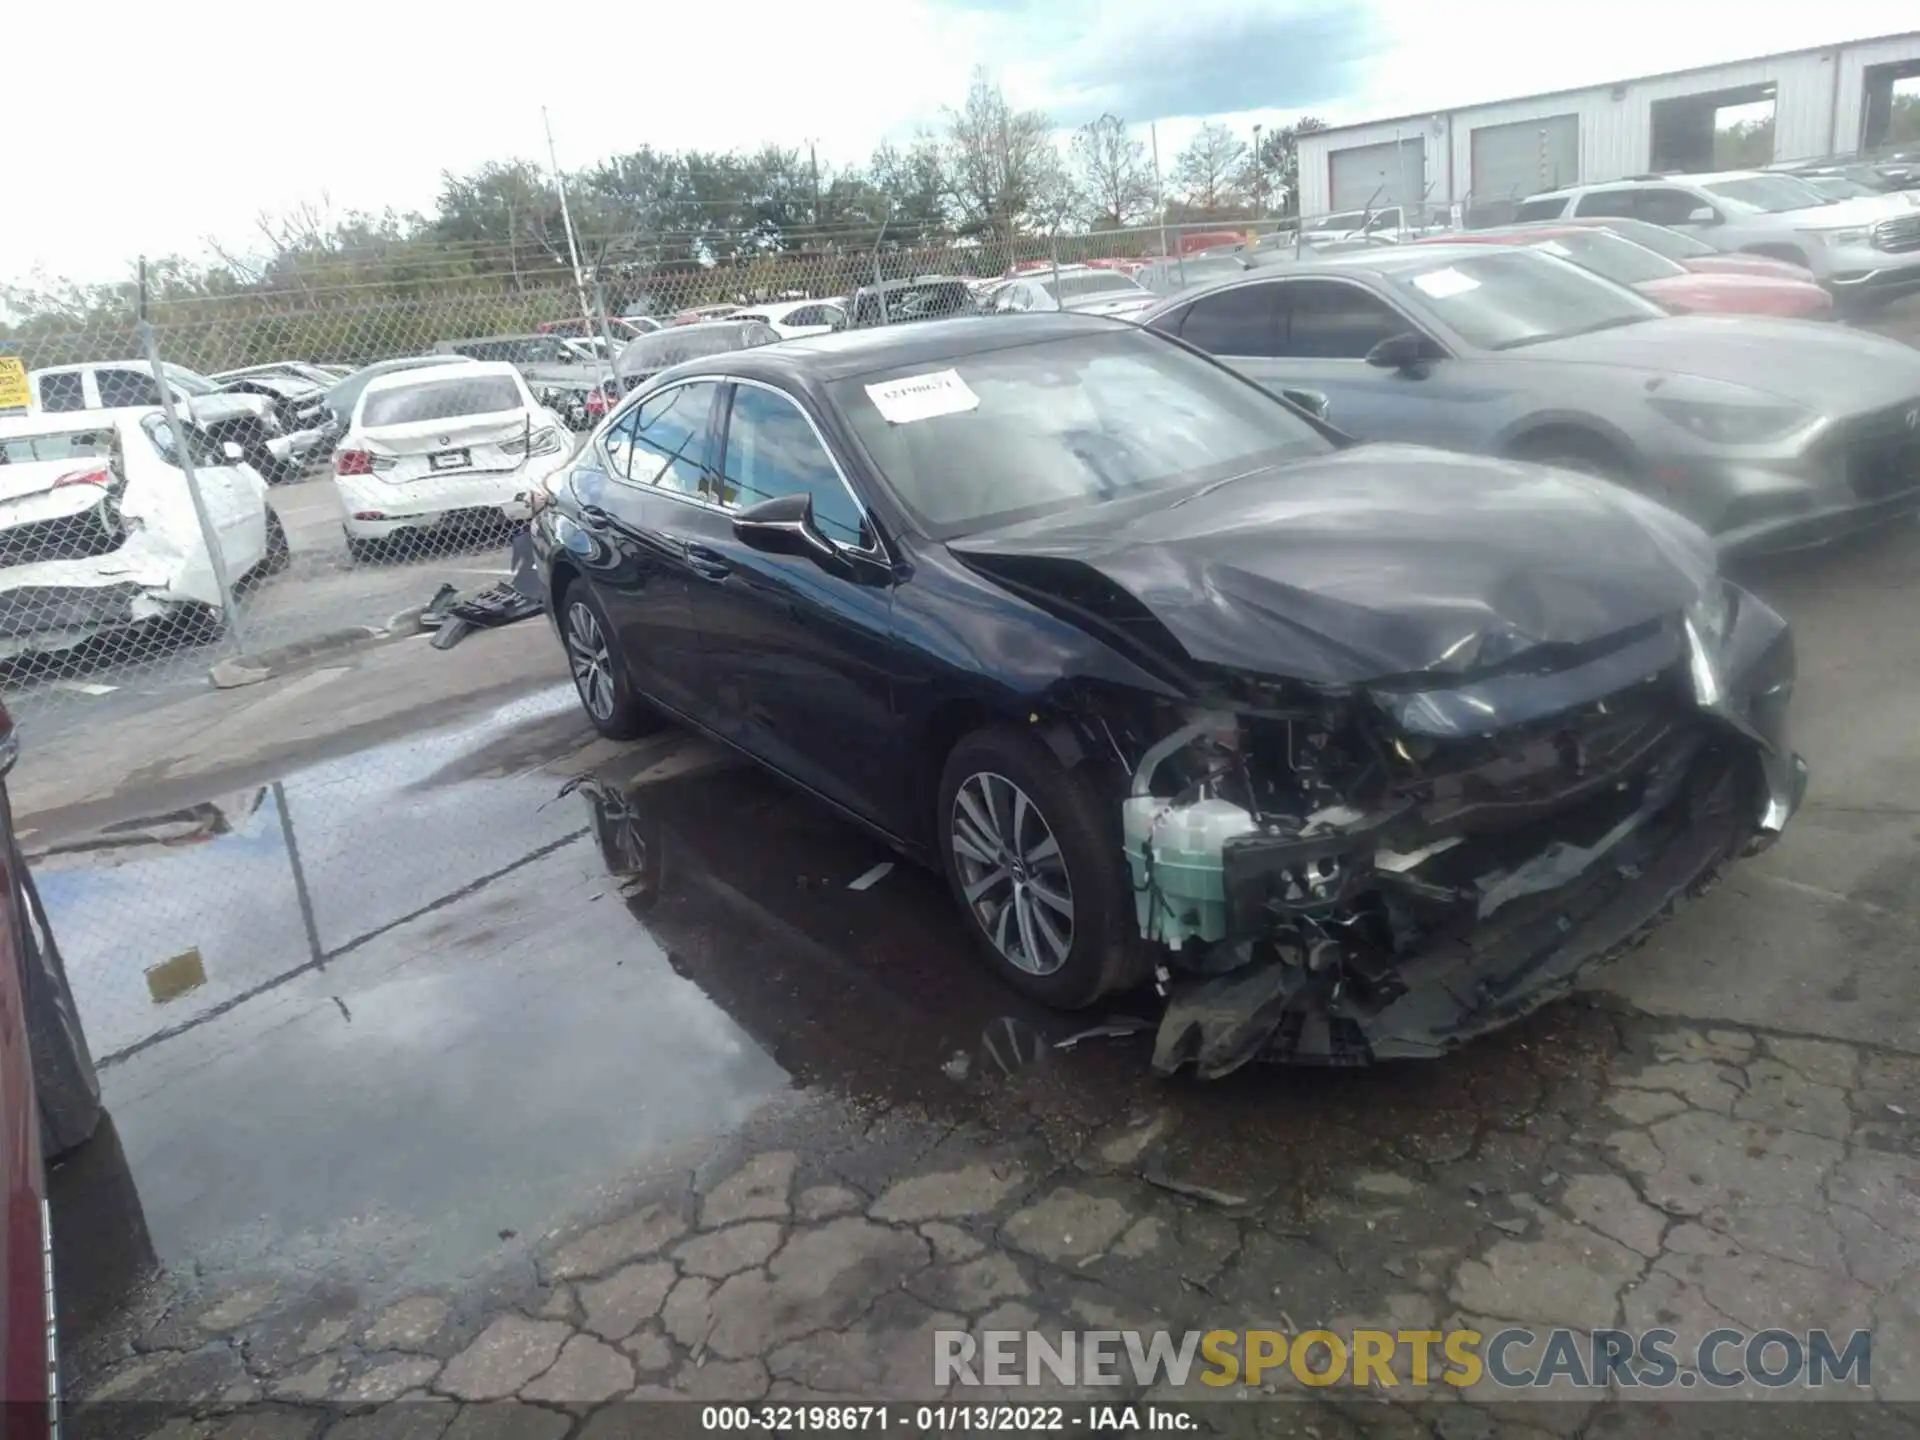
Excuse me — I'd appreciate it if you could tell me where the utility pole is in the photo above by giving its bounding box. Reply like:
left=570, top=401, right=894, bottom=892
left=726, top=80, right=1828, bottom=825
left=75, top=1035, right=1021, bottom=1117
left=543, top=106, right=593, bottom=327
left=1151, top=122, right=1177, bottom=284
left=809, top=141, right=821, bottom=234
left=1252, top=123, right=1264, bottom=216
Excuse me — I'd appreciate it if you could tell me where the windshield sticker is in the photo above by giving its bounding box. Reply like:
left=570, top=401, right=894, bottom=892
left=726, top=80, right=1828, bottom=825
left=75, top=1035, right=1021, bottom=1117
left=865, top=368, right=980, bottom=424
left=1412, top=267, right=1479, bottom=299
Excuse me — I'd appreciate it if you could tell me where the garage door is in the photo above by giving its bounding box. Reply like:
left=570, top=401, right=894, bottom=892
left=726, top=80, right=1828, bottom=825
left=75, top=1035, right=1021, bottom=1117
left=1470, top=114, right=1579, bottom=205
left=1329, top=139, right=1426, bottom=212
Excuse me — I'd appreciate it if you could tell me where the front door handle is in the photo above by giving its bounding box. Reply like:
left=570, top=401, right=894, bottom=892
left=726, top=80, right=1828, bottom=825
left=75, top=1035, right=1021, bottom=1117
left=684, top=544, right=732, bottom=582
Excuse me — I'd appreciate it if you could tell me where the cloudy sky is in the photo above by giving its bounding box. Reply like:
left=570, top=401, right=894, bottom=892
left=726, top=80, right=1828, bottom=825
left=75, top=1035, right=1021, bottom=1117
left=5, top=0, right=1915, bottom=286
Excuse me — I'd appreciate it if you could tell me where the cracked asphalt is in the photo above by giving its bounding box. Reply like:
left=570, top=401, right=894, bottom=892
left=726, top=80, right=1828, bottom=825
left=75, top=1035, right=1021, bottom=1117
left=34, top=407, right=1920, bottom=1437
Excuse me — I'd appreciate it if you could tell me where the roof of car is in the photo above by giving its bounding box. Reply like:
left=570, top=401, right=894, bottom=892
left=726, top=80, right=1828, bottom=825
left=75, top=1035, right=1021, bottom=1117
left=359, top=359, right=523, bottom=396
left=676, top=312, right=1132, bottom=385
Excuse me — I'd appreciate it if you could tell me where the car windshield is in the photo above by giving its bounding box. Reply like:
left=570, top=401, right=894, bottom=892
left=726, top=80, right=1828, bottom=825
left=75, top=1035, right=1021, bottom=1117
left=1394, top=248, right=1664, bottom=350
left=1584, top=218, right=1716, bottom=260
left=831, top=328, right=1331, bottom=539
left=1803, top=175, right=1875, bottom=199
left=1517, top=230, right=1682, bottom=285
left=360, top=375, right=523, bottom=427
left=162, top=364, right=217, bottom=396
left=1701, top=176, right=1829, bottom=213
left=1042, top=271, right=1148, bottom=301
left=617, top=326, right=756, bottom=376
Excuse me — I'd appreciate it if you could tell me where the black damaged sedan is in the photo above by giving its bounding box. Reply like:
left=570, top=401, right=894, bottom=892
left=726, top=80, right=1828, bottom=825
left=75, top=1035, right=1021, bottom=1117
left=528, top=313, right=1806, bottom=1075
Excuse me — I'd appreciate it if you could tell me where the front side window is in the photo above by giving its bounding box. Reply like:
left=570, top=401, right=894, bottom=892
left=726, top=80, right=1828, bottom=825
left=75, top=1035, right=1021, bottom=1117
left=1276, top=281, right=1411, bottom=359
left=1630, top=188, right=1711, bottom=226
left=1570, top=191, right=1637, bottom=219
left=1176, top=284, right=1282, bottom=357
left=717, top=385, right=870, bottom=548
left=626, top=382, right=719, bottom=496
left=97, top=367, right=164, bottom=408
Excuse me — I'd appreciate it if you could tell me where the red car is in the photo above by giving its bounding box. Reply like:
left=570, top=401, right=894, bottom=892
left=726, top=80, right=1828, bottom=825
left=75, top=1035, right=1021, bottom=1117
left=1425, top=226, right=1832, bottom=319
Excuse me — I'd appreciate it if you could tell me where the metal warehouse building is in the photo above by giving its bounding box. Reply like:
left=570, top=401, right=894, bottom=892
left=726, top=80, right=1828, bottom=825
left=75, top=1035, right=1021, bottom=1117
left=1295, top=32, right=1920, bottom=221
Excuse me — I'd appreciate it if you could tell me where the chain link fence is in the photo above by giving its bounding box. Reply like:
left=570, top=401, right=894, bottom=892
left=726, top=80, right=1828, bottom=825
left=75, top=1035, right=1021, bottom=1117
left=0, top=218, right=1369, bottom=730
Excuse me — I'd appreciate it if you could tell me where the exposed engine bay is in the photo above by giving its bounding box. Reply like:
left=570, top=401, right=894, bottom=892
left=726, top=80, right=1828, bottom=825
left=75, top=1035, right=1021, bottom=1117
left=1076, top=608, right=1804, bottom=1077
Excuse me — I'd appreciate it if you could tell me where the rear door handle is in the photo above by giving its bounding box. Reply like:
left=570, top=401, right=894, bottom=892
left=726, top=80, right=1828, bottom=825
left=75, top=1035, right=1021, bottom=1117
left=684, top=544, right=732, bottom=582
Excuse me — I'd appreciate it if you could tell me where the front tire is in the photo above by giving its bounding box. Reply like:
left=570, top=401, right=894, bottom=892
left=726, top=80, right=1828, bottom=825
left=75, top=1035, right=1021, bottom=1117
left=262, top=510, right=291, bottom=574
left=559, top=582, right=653, bottom=740
left=937, top=727, right=1142, bottom=1010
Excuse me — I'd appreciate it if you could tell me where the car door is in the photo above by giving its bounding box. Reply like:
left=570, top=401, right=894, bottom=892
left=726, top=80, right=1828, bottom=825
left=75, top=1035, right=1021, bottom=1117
left=568, top=380, right=725, bottom=722
left=140, top=414, right=267, bottom=570
left=1163, top=278, right=1488, bottom=453
left=677, top=380, right=906, bottom=831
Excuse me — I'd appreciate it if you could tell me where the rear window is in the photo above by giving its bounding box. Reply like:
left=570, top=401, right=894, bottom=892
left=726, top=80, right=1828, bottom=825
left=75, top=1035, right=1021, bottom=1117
left=361, top=376, right=524, bottom=426
left=0, top=429, right=115, bottom=462
left=1046, top=272, right=1146, bottom=300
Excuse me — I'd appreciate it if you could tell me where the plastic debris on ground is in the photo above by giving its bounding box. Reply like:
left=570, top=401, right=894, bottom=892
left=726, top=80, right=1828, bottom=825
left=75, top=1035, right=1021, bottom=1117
left=424, top=528, right=546, bottom=651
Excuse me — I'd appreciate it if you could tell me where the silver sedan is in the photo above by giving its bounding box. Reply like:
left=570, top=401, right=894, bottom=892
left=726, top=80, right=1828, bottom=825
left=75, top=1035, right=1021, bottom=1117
left=1139, top=244, right=1920, bottom=556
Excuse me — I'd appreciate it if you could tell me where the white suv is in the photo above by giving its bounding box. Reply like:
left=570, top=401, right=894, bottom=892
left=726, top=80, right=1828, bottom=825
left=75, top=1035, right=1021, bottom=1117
left=1510, top=171, right=1920, bottom=308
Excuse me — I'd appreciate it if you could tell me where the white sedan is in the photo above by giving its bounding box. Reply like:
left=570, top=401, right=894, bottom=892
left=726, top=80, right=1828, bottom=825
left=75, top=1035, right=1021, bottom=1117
left=334, top=362, right=573, bottom=562
left=0, top=409, right=284, bottom=661
left=727, top=299, right=847, bottom=339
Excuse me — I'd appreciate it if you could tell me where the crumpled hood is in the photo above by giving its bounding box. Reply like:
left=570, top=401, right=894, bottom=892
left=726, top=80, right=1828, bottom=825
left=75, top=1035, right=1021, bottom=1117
left=948, top=445, right=1714, bottom=685
left=1526, top=314, right=1920, bottom=411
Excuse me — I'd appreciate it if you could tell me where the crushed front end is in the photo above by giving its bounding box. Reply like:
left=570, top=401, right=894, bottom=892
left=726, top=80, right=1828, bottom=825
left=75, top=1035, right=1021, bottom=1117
left=1112, top=584, right=1803, bottom=1076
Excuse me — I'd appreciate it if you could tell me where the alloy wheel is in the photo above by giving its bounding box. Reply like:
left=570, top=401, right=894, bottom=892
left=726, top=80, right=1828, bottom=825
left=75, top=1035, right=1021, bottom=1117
left=950, top=771, right=1075, bottom=976
left=565, top=600, right=615, bottom=721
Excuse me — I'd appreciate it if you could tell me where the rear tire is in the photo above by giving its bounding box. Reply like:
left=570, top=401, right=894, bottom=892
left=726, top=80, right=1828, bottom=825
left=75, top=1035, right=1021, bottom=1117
left=262, top=510, right=291, bottom=574
left=936, top=726, right=1144, bottom=1010
left=558, top=580, right=655, bottom=740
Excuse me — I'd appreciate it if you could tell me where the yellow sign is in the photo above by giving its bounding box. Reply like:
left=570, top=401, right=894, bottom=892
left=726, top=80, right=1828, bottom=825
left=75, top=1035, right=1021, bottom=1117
left=0, top=356, right=28, bottom=412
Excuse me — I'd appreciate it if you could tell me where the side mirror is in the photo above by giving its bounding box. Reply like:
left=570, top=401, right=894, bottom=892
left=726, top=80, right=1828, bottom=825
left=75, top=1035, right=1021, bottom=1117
left=1281, top=388, right=1331, bottom=421
left=221, top=441, right=245, bottom=463
left=1687, top=206, right=1721, bottom=225
left=731, top=492, right=838, bottom=565
left=1365, top=332, right=1439, bottom=372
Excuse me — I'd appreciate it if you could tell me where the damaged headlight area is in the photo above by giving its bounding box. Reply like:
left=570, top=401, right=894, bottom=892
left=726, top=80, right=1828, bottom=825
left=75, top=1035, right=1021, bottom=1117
left=1111, top=600, right=1800, bottom=1078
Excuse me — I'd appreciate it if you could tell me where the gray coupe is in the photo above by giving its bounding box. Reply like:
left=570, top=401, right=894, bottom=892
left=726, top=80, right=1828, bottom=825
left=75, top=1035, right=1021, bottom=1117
left=1140, top=245, right=1920, bottom=555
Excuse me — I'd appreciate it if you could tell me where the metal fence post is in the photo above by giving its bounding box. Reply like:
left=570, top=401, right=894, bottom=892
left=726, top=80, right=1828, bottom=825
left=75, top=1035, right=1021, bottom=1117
left=138, top=321, right=248, bottom=656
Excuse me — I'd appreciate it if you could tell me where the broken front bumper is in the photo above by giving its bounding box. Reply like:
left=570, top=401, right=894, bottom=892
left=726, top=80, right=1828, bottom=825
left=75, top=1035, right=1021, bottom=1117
left=1149, top=589, right=1805, bottom=1073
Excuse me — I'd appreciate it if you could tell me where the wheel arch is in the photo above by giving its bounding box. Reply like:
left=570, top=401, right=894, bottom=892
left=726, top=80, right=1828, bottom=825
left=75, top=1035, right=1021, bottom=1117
left=1498, top=413, right=1644, bottom=479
